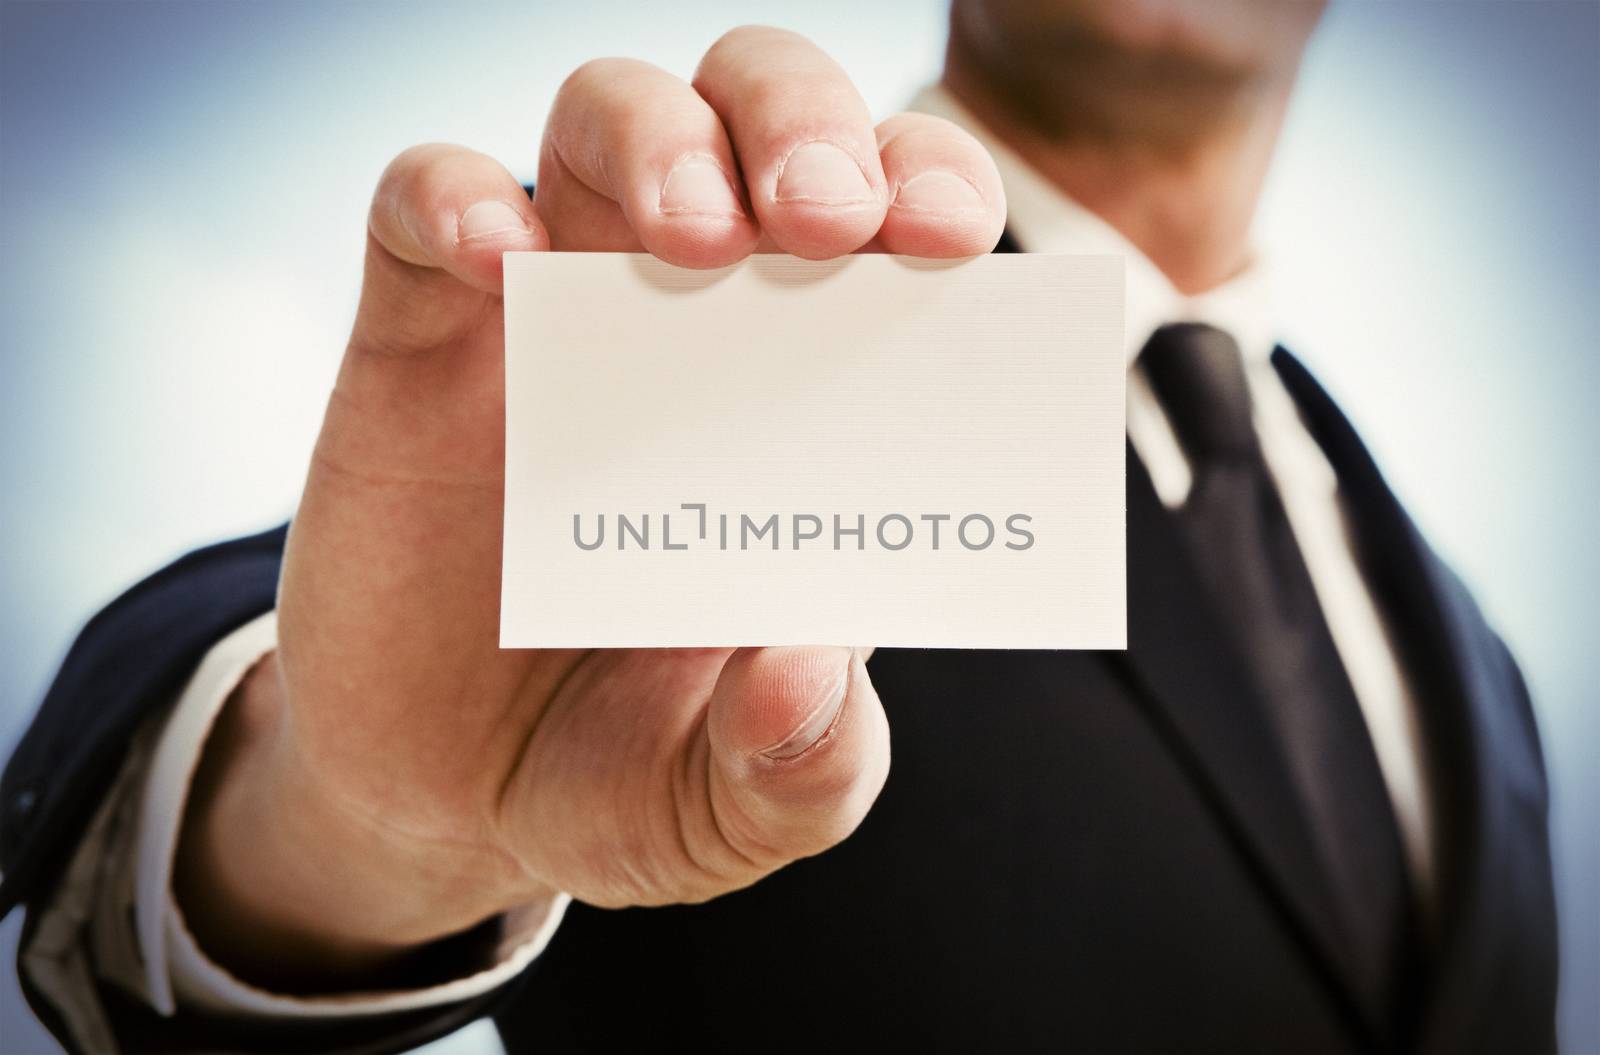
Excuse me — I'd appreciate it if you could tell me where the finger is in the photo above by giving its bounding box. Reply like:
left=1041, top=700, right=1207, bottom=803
left=537, top=58, right=761, bottom=267
left=368, top=143, right=545, bottom=292
left=874, top=112, right=1007, bottom=256
left=358, top=143, right=547, bottom=355
left=693, top=27, right=888, bottom=259
left=704, top=646, right=891, bottom=869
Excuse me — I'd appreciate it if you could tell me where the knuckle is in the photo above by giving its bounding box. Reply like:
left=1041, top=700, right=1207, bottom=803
left=696, top=25, right=818, bottom=92
left=376, top=143, right=448, bottom=195
left=736, top=76, right=812, bottom=124
left=373, top=142, right=476, bottom=221
left=702, top=23, right=787, bottom=63
left=709, top=786, right=792, bottom=870
left=606, top=105, right=663, bottom=155
left=557, top=57, right=613, bottom=98
left=555, top=57, right=649, bottom=112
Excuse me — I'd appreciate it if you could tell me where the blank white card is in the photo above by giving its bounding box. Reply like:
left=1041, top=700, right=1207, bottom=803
left=501, top=252, right=1124, bottom=649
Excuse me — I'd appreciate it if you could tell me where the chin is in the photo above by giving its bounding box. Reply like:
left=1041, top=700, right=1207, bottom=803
left=957, top=0, right=1326, bottom=79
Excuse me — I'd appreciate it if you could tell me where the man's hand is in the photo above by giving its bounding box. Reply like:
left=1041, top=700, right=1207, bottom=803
left=175, top=26, right=1005, bottom=989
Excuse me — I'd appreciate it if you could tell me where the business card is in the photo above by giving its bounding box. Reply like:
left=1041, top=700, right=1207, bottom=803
left=501, top=252, right=1124, bottom=649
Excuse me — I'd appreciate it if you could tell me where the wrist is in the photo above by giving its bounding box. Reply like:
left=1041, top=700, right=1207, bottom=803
left=173, top=649, right=555, bottom=992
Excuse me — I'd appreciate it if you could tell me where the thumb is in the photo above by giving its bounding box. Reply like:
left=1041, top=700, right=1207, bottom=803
left=704, top=646, right=891, bottom=871
left=355, top=143, right=548, bottom=357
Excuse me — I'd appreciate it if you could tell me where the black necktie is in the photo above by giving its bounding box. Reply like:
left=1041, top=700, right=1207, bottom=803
left=1139, top=323, right=1414, bottom=1017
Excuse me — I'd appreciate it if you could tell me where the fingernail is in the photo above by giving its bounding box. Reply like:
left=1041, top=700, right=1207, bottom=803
left=761, top=649, right=853, bottom=760
left=457, top=200, right=530, bottom=243
left=659, top=156, right=745, bottom=217
left=774, top=140, right=875, bottom=205
left=892, top=170, right=985, bottom=213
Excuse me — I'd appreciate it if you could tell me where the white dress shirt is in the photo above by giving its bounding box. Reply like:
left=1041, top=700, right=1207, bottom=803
left=24, top=83, right=1436, bottom=1040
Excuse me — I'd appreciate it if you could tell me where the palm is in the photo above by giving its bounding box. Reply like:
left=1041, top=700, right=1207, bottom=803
left=280, top=259, right=773, bottom=908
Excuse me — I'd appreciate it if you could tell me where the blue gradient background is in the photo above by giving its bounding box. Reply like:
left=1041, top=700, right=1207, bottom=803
left=1, top=3, right=1595, bottom=1053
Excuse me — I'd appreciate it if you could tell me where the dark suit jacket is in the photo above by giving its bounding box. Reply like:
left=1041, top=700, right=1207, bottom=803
left=1, top=342, right=1558, bottom=1052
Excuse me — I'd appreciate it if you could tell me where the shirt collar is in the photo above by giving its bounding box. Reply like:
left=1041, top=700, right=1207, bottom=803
left=908, top=84, right=1279, bottom=370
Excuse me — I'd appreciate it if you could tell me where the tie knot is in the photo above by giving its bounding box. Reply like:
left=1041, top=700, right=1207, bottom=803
left=1139, top=323, right=1257, bottom=463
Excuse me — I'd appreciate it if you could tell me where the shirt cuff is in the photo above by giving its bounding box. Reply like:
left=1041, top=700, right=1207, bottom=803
left=134, top=610, right=571, bottom=1018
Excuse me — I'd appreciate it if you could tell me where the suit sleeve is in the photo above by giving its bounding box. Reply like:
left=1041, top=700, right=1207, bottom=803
left=0, top=527, right=540, bottom=1054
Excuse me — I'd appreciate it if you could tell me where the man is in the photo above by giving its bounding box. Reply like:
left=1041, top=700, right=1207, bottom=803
left=0, top=2, right=1559, bottom=1052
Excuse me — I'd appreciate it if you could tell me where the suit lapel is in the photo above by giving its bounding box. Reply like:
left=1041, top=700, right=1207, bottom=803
left=1270, top=348, right=1531, bottom=1054
left=1405, top=539, right=1523, bottom=1055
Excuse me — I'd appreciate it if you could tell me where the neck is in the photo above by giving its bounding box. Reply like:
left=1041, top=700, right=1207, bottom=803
left=943, top=25, right=1299, bottom=295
